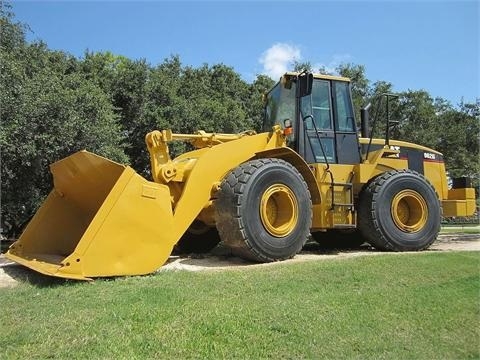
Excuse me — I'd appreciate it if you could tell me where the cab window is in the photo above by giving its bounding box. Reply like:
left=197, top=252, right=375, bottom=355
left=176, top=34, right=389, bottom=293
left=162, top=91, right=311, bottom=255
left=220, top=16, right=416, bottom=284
left=334, top=81, right=355, bottom=132
left=263, top=82, right=296, bottom=140
left=312, top=80, right=333, bottom=130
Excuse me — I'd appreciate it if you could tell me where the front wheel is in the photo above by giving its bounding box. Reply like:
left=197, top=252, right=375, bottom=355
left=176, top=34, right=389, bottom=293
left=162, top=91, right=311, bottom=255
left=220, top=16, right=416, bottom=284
left=215, top=158, right=312, bottom=262
left=358, top=169, right=441, bottom=251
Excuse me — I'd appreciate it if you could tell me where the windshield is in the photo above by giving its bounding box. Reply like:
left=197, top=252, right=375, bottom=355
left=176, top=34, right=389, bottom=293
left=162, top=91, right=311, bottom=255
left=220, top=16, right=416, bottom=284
left=263, top=81, right=296, bottom=141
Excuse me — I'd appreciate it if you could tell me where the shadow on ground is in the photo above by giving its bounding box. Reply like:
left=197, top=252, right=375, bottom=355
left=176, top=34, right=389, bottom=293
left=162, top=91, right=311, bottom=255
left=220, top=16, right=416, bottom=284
left=0, top=261, right=69, bottom=288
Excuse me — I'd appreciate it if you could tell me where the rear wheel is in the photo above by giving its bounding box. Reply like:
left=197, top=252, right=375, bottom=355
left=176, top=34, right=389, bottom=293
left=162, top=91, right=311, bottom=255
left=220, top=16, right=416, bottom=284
left=215, top=158, right=312, bottom=262
left=358, top=170, right=441, bottom=251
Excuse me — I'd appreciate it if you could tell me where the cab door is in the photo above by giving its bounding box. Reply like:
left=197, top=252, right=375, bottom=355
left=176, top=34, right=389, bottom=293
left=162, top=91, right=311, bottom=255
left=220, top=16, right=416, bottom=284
left=332, top=81, right=361, bottom=164
left=297, top=79, right=360, bottom=165
left=298, top=79, right=336, bottom=164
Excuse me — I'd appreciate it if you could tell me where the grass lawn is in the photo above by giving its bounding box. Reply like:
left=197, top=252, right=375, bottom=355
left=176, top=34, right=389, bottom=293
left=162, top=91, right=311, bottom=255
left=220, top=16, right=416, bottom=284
left=1, top=252, right=479, bottom=359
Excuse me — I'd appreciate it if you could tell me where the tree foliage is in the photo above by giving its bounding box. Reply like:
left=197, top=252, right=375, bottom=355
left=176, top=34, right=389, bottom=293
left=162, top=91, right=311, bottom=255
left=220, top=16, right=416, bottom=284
left=0, top=5, right=126, bottom=236
left=433, top=101, right=480, bottom=179
left=0, top=3, right=478, bottom=236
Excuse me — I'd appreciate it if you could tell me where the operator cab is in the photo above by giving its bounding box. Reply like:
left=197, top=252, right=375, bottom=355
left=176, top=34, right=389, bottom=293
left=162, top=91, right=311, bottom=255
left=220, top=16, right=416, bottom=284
left=263, top=72, right=361, bottom=165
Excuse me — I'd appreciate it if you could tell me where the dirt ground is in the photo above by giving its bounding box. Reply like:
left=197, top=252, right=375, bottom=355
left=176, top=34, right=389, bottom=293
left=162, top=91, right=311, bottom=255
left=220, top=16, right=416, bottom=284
left=1, top=233, right=479, bottom=288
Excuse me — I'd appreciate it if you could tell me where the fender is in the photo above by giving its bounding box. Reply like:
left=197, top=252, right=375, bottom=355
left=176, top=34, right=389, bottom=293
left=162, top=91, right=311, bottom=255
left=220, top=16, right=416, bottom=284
left=255, top=147, right=321, bottom=204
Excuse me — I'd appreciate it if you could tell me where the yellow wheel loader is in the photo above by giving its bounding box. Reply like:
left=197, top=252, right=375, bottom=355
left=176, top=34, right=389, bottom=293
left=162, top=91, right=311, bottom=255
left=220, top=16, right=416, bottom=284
left=6, top=72, right=476, bottom=280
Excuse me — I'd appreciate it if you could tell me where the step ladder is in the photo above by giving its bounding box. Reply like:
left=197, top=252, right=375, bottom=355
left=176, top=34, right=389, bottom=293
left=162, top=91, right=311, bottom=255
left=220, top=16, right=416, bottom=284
left=328, top=173, right=356, bottom=229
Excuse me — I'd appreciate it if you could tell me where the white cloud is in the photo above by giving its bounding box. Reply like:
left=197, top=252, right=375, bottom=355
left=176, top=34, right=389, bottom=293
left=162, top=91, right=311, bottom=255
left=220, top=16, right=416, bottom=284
left=313, top=54, right=353, bottom=75
left=259, top=43, right=301, bottom=80
left=258, top=44, right=353, bottom=79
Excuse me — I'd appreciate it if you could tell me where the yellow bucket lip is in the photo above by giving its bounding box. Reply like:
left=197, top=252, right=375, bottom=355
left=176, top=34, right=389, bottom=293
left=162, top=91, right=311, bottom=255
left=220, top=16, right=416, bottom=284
left=6, top=250, right=92, bottom=281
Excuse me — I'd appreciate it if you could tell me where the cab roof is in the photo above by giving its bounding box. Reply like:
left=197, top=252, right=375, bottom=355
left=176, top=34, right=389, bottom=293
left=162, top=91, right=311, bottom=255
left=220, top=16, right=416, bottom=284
left=283, top=71, right=351, bottom=83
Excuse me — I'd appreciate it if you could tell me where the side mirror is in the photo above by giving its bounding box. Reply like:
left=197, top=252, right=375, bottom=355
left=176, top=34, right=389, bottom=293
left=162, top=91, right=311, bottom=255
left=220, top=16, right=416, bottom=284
left=296, top=72, right=313, bottom=98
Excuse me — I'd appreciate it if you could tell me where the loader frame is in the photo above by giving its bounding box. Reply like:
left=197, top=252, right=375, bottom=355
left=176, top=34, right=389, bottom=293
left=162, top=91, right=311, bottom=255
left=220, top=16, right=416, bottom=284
left=6, top=72, right=476, bottom=280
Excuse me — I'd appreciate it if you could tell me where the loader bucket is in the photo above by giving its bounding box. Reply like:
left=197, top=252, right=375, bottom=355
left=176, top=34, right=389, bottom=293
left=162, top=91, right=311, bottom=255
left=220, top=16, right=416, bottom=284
left=6, top=151, right=175, bottom=280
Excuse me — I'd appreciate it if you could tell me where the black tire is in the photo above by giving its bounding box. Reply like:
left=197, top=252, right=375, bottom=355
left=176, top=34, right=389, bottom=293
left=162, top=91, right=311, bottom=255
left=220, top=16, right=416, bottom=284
left=174, top=220, right=221, bottom=254
left=312, top=229, right=366, bottom=249
left=358, top=169, right=441, bottom=251
left=215, top=158, right=312, bottom=262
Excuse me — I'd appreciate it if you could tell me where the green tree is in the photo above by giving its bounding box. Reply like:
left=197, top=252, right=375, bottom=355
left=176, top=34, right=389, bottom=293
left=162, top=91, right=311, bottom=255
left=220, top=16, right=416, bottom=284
left=392, top=90, right=437, bottom=147
left=79, top=51, right=151, bottom=173
left=176, top=63, right=251, bottom=133
left=0, top=1, right=26, bottom=51
left=337, top=63, right=370, bottom=122
left=133, top=55, right=184, bottom=175
left=434, top=101, right=479, bottom=181
left=248, top=74, right=275, bottom=131
left=293, top=60, right=313, bottom=73
left=0, top=6, right=127, bottom=236
left=79, top=51, right=150, bottom=134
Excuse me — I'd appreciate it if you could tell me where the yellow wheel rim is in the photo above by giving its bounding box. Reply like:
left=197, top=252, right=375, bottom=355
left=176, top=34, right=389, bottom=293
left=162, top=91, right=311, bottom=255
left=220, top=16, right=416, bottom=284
left=260, top=184, right=298, bottom=237
left=391, top=190, right=428, bottom=233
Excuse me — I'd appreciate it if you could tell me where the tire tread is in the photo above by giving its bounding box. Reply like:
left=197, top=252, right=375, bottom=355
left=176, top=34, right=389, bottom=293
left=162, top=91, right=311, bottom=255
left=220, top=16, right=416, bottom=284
left=358, top=169, right=441, bottom=251
left=216, top=158, right=312, bottom=262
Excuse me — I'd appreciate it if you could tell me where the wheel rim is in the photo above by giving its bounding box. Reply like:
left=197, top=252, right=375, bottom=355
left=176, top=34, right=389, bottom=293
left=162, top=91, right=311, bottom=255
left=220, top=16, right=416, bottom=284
left=391, top=190, right=428, bottom=233
left=260, top=184, right=298, bottom=237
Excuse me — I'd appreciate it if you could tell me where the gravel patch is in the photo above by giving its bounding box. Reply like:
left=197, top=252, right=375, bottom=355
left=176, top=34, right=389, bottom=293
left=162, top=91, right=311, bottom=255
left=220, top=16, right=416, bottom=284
left=1, top=233, right=478, bottom=287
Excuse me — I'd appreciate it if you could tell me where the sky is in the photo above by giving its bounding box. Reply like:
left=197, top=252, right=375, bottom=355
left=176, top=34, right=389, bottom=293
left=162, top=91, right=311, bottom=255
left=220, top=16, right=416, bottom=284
left=10, top=0, right=480, bottom=105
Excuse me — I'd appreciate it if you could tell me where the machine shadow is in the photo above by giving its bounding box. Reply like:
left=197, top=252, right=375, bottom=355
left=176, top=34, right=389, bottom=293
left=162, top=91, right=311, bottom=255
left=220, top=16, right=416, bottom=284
left=2, top=263, right=70, bottom=288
